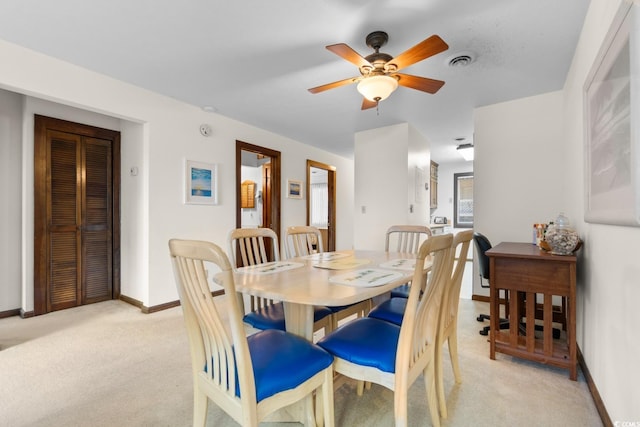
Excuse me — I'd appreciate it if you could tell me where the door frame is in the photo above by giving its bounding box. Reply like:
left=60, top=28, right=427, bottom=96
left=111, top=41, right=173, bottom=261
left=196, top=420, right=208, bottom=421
left=33, top=115, right=121, bottom=315
left=235, top=140, right=281, bottom=239
left=306, top=159, right=336, bottom=251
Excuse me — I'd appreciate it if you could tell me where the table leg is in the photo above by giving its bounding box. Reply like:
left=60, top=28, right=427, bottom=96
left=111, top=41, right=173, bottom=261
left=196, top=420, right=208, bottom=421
left=489, top=288, right=497, bottom=360
left=281, top=302, right=316, bottom=425
left=283, top=302, right=314, bottom=340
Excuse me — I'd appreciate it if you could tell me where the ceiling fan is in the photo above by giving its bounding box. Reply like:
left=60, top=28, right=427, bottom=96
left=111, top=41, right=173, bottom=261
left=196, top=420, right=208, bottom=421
left=308, top=31, right=449, bottom=110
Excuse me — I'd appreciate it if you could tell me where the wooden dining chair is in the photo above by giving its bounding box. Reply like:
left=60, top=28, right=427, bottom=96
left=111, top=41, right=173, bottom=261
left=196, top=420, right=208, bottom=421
left=227, top=227, right=332, bottom=335
left=385, top=225, right=432, bottom=299
left=435, top=229, right=473, bottom=419
left=367, top=231, right=473, bottom=418
left=285, top=225, right=371, bottom=330
left=318, top=234, right=454, bottom=427
left=284, top=225, right=324, bottom=258
left=169, top=239, right=335, bottom=427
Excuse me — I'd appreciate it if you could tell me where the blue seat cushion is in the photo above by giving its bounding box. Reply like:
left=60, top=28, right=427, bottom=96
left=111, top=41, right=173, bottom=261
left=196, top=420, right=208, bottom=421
left=243, top=302, right=332, bottom=331
left=367, top=298, right=407, bottom=326
left=247, top=329, right=334, bottom=402
left=317, top=317, right=400, bottom=373
left=390, top=283, right=411, bottom=299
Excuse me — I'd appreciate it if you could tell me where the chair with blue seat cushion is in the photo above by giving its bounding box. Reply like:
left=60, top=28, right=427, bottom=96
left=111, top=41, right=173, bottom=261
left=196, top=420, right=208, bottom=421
left=368, top=231, right=473, bottom=418
left=367, top=296, right=407, bottom=325
left=318, top=234, right=454, bottom=427
left=169, top=238, right=335, bottom=427
left=368, top=225, right=433, bottom=323
left=285, top=225, right=371, bottom=330
left=228, top=227, right=333, bottom=335
left=435, top=229, right=473, bottom=419
left=385, top=225, right=432, bottom=299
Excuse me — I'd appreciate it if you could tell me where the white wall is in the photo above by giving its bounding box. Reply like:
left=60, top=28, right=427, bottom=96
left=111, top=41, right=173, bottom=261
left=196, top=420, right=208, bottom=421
left=0, top=39, right=354, bottom=312
left=408, top=124, right=431, bottom=224
left=353, top=123, right=430, bottom=250
left=473, top=91, right=565, bottom=293
left=0, top=89, right=22, bottom=310
left=563, top=0, right=640, bottom=420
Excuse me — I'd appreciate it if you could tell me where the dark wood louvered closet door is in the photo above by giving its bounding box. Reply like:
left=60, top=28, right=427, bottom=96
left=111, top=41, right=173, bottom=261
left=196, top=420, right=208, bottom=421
left=34, top=116, right=120, bottom=315
left=82, top=137, right=113, bottom=304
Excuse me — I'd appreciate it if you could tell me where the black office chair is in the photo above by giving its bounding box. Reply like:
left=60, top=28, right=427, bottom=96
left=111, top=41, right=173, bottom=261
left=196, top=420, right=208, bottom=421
left=473, top=232, right=510, bottom=336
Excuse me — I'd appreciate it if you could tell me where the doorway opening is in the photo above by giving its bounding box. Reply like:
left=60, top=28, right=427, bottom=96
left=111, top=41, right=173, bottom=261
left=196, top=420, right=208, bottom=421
left=236, top=141, right=281, bottom=239
left=306, top=160, right=336, bottom=251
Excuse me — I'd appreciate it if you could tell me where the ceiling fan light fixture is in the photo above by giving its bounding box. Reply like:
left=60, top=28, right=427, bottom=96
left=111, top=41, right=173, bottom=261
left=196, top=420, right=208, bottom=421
left=357, top=75, right=398, bottom=102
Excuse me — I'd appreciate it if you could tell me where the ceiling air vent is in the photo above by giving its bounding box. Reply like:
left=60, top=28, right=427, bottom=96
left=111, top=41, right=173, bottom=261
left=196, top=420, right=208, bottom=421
left=447, top=51, right=476, bottom=68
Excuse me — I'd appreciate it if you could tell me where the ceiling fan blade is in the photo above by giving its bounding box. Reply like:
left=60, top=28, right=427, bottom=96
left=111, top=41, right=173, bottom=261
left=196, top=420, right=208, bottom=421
left=396, top=73, right=445, bottom=94
left=308, top=77, right=359, bottom=94
left=326, top=43, right=373, bottom=69
left=361, top=98, right=377, bottom=110
left=386, top=35, right=449, bottom=72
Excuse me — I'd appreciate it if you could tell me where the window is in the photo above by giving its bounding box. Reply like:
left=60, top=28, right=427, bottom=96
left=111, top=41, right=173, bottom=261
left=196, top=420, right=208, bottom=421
left=454, top=172, right=473, bottom=228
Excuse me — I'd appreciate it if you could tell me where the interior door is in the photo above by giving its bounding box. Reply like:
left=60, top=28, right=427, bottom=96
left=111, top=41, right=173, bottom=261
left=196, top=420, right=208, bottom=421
left=34, top=115, right=121, bottom=315
left=306, top=160, right=336, bottom=251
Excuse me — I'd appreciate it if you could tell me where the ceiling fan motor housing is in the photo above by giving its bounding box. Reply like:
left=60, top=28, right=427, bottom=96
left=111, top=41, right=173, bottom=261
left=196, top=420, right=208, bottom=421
left=366, top=31, right=389, bottom=51
left=362, top=31, right=394, bottom=75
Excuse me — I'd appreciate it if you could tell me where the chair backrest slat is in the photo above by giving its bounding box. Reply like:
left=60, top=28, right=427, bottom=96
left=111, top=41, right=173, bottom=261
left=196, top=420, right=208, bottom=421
left=228, top=228, right=280, bottom=267
left=228, top=228, right=281, bottom=311
left=385, top=225, right=432, bottom=254
left=442, top=230, right=473, bottom=333
left=395, top=234, right=454, bottom=375
left=169, top=239, right=256, bottom=407
left=285, top=225, right=324, bottom=258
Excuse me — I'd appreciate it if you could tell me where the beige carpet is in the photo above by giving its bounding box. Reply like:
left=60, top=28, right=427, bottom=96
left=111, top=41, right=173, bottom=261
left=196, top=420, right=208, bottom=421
left=0, top=298, right=602, bottom=426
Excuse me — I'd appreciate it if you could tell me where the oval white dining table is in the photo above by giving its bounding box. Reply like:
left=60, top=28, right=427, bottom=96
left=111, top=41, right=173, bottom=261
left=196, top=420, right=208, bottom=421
left=216, top=249, right=428, bottom=426
left=226, top=249, right=428, bottom=340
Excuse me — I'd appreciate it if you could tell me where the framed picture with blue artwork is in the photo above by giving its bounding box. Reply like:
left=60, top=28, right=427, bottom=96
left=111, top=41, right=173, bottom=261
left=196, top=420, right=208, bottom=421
left=287, top=179, right=303, bottom=199
left=184, top=159, right=218, bottom=205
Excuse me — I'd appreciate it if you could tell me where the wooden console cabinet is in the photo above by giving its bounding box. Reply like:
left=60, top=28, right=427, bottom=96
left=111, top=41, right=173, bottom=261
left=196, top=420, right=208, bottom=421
left=486, top=242, right=577, bottom=380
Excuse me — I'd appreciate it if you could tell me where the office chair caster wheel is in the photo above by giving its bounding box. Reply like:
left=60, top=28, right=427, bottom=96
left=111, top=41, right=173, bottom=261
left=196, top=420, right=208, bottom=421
left=477, top=314, right=490, bottom=322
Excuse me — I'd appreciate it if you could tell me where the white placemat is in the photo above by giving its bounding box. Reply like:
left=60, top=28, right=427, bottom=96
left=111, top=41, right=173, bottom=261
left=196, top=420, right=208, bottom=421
left=302, top=251, right=351, bottom=261
left=236, top=261, right=304, bottom=275
left=378, top=258, right=417, bottom=271
left=314, top=258, right=371, bottom=270
left=329, top=268, right=404, bottom=287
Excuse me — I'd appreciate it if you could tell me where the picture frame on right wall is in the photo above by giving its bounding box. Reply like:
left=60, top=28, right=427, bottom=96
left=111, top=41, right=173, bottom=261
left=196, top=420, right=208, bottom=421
left=584, top=1, right=640, bottom=226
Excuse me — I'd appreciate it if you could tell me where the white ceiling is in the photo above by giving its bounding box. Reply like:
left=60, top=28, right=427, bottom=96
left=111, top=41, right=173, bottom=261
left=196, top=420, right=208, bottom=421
left=0, top=0, right=590, bottom=163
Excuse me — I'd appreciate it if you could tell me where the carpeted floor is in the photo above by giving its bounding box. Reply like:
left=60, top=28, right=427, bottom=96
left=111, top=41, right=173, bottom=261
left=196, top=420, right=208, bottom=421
left=0, top=298, right=602, bottom=426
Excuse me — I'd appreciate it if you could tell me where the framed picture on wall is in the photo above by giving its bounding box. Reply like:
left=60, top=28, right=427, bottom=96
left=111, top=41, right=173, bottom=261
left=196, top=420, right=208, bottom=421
left=584, top=1, right=640, bottom=226
left=184, top=159, right=218, bottom=205
left=287, top=179, right=303, bottom=199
